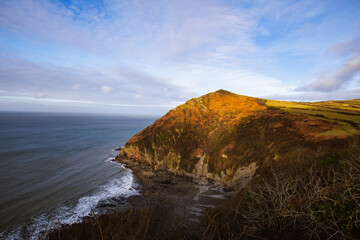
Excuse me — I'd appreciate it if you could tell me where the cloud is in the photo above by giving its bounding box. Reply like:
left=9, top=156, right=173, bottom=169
left=157, top=63, right=295, bottom=98
left=150, top=1, right=256, bottom=60
left=0, top=55, right=190, bottom=107
left=326, top=37, right=360, bottom=58
left=35, top=93, right=47, bottom=98
left=72, top=84, right=80, bottom=90
left=0, top=95, right=93, bottom=104
left=299, top=54, right=360, bottom=92
left=265, top=88, right=360, bottom=101
left=101, top=86, right=113, bottom=93
left=0, top=0, right=256, bottom=62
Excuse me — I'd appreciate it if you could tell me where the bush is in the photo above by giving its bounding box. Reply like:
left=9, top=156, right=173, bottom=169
left=206, top=137, right=360, bottom=240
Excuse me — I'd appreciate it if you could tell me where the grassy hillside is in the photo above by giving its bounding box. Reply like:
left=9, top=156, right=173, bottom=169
left=266, top=99, right=360, bottom=137
left=120, top=90, right=359, bottom=184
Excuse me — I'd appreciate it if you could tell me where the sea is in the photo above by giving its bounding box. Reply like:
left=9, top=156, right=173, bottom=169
left=0, top=112, right=155, bottom=239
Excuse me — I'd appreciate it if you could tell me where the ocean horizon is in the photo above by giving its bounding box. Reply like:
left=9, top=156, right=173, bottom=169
left=0, top=111, right=155, bottom=239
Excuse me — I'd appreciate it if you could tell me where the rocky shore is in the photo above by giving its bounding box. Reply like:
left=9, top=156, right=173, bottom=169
left=114, top=153, right=234, bottom=222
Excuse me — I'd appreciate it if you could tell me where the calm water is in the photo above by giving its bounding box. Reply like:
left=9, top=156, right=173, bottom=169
left=0, top=112, right=155, bottom=239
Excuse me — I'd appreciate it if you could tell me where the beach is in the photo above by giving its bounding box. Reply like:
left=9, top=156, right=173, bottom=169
left=114, top=153, right=234, bottom=223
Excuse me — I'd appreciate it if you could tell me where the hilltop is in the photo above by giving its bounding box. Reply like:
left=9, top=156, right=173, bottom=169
left=120, top=90, right=359, bottom=185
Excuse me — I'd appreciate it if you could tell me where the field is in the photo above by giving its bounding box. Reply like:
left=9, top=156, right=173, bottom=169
left=266, top=99, right=360, bottom=136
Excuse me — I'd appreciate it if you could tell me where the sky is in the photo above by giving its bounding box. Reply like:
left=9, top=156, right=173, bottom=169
left=0, top=0, right=359, bottom=116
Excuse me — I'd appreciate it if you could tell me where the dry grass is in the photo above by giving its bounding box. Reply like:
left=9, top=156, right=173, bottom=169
left=47, top=138, right=360, bottom=240
left=205, top=137, right=360, bottom=240
left=47, top=199, right=202, bottom=240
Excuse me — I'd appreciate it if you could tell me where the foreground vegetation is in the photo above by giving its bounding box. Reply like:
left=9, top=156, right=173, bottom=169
left=47, top=137, right=360, bottom=240
left=206, top=137, right=360, bottom=239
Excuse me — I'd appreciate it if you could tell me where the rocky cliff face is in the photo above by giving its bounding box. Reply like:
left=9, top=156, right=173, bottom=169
left=120, top=90, right=345, bottom=185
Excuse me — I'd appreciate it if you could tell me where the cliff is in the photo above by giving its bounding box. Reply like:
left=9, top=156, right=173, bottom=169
left=120, top=90, right=360, bottom=185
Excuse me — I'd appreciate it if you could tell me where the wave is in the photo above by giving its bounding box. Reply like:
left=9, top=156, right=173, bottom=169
left=1, top=171, right=138, bottom=240
left=105, top=149, right=120, bottom=162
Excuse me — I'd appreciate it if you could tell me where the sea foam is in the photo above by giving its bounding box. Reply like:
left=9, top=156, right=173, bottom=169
left=1, top=171, right=138, bottom=240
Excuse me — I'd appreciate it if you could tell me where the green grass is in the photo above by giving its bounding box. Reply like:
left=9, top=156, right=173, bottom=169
left=266, top=99, right=360, bottom=136
left=319, top=122, right=358, bottom=137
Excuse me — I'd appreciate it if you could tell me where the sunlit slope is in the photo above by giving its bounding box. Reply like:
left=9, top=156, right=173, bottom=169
left=121, top=90, right=358, bottom=184
left=266, top=99, right=360, bottom=136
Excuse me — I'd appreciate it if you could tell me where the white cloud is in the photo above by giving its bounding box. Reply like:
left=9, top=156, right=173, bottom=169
left=0, top=0, right=256, bottom=63
left=0, top=55, right=189, bottom=107
left=101, top=86, right=113, bottom=93
left=153, top=63, right=294, bottom=98
left=35, top=93, right=47, bottom=98
left=72, top=83, right=80, bottom=90
left=265, top=88, right=360, bottom=101
left=299, top=54, right=360, bottom=92
left=0, top=95, right=93, bottom=104
left=326, top=37, right=360, bottom=58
